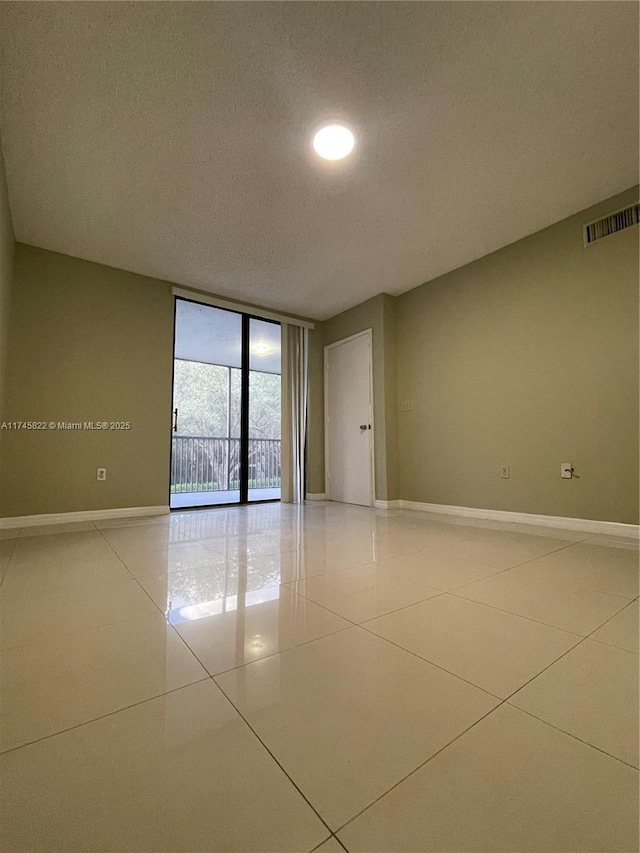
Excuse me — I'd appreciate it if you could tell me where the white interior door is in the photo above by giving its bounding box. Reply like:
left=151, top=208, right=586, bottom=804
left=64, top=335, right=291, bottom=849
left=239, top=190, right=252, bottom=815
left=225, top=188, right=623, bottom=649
left=325, top=331, right=373, bottom=506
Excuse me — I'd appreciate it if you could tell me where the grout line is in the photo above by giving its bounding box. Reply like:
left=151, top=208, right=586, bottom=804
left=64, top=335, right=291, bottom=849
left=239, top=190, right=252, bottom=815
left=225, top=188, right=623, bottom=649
left=448, top=586, right=629, bottom=635
left=333, top=698, right=510, bottom=837
left=0, top=535, right=20, bottom=589
left=211, top=675, right=335, bottom=839
left=308, top=835, right=334, bottom=853
left=355, top=619, right=504, bottom=702
left=93, top=526, right=227, bottom=692
left=4, top=505, right=636, bottom=844
left=494, top=598, right=640, bottom=766
left=503, top=703, right=640, bottom=772
left=0, top=606, right=179, bottom=654
left=577, top=596, right=639, bottom=650
left=459, top=537, right=583, bottom=570
left=333, top=680, right=640, bottom=842
left=281, top=577, right=447, bottom=631
left=499, top=634, right=590, bottom=704
left=94, top=525, right=177, bottom=624
left=309, top=835, right=349, bottom=853
left=586, top=598, right=639, bottom=654
left=332, top=565, right=639, bottom=830
left=186, top=621, right=355, bottom=680
left=0, top=677, right=211, bottom=758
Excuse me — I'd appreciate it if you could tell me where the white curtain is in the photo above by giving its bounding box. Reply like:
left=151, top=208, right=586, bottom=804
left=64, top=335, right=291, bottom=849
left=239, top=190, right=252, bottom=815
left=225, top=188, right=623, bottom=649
left=281, top=323, right=309, bottom=503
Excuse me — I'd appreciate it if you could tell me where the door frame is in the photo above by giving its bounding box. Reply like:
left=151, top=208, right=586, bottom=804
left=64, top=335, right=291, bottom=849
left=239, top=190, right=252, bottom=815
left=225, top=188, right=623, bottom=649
left=323, top=329, right=375, bottom=507
left=169, top=296, right=282, bottom=510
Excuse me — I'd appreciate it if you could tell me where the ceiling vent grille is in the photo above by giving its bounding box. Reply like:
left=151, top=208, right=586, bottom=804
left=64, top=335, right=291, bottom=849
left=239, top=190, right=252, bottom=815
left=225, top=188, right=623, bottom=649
left=583, top=203, right=639, bottom=246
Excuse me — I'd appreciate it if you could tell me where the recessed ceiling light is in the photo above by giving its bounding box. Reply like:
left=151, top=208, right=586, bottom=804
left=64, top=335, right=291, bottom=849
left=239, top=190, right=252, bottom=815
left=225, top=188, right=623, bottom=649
left=312, top=123, right=355, bottom=161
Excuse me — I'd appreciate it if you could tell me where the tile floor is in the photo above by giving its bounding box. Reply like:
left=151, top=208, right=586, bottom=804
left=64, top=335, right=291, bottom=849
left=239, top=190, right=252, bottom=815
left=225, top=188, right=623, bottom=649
left=0, top=502, right=637, bottom=852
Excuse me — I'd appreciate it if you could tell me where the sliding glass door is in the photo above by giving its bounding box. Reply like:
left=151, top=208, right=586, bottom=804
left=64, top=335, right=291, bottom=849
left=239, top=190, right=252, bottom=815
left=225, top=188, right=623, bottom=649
left=170, top=299, right=281, bottom=509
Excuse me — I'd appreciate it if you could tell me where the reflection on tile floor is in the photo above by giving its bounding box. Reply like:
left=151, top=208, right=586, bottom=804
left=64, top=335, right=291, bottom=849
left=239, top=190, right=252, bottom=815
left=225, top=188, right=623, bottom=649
left=0, top=501, right=637, bottom=851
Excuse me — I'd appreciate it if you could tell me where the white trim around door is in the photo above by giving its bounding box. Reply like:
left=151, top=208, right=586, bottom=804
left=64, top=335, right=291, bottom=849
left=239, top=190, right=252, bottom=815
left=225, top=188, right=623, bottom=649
left=324, top=329, right=375, bottom=507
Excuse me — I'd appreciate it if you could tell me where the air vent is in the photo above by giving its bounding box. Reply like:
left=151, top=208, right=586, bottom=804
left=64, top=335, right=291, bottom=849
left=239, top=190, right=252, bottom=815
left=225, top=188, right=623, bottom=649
left=583, top=203, right=639, bottom=246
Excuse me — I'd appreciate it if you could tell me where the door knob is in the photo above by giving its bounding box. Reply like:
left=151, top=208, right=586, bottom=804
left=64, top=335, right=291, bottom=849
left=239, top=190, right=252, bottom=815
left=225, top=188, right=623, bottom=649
left=359, top=424, right=367, bottom=431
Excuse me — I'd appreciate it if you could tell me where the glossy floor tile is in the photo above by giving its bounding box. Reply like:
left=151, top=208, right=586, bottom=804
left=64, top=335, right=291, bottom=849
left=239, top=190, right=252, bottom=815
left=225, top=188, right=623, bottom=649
left=384, top=522, right=478, bottom=552
left=445, top=529, right=574, bottom=568
left=135, top=559, right=275, bottom=616
left=0, top=576, right=159, bottom=649
left=203, top=531, right=299, bottom=561
left=176, top=585, right=350, bottom=674
left=339, top=704, right=639, bottom=852
left=10, top=529, right=118, bottom=564
left=120, top=541, right=240, bottom=579
left=18, top=520, right=98, bottom=537
left=590, top=599, right=639, bottom=653
left=286, top=563, right=441, bottom=623
left=241, top=544, right=375, bottom=584
left=216, top=627, right=498, bottom=829
left=1, top=546, right=132, bottom=596
left=2, top=503, right=637, bottom=851
left=0, top=613, right=207, bottom=751
left=372, top=548, right=506, bottom=590
left=511, top=540, right=640, bottom=598
left=0, top=538, right=16, bottom=573
left=99, top=523, right=189, bottom=556
left=456, top=567, right=630, bottom=634
left=509, top=639, right=639, bottom=767
left=364, top=594, right=580, bottom=697
left=0, top=681, right=328, bottom=852
left=314, top=838, right=347, bottom=853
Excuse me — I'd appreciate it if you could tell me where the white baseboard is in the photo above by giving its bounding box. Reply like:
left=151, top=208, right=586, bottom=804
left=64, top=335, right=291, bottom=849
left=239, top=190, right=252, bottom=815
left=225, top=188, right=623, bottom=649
left=398, top=501, right=639, bottom=538
left=3, top=499, right=635, bottom=539
left=374, top=500, right=402, bottom=510
left=0, top=506, right=170, bottom=530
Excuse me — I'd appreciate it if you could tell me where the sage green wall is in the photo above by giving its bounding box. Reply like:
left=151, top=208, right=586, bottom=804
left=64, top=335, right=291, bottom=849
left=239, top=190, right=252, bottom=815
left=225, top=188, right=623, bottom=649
left=1, top=245, right=174, bottom=517
left=396, top=186, right=639, bottom=524
left=321, top=294, right=398, bottom=501
left=381, top=293, right=399, bottom=502
left=0, top=141, right=14, bottom=428
left=3, top=187, right=636, bottom=522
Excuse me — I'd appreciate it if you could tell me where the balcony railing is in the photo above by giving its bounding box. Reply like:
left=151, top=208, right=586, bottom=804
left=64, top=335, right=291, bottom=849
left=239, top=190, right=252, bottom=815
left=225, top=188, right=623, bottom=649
left=171, top=436, right=281, bottom=494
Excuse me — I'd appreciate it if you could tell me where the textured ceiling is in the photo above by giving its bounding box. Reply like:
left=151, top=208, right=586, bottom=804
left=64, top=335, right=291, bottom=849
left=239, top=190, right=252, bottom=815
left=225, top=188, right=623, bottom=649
left=0, top=2, right=637, bottom=320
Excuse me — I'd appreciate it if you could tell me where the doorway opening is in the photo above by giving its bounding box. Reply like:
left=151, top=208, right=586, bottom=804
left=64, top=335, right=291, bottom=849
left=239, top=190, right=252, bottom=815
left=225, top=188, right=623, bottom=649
left=170, top=299, right=281, bottom=508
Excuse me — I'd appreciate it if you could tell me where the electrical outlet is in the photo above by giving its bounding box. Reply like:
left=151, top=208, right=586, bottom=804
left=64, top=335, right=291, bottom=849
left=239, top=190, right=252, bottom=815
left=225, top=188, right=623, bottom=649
left=500, top=465, right=510, bottom=479
left=560, top=463, right=573, bottom=479
left=97, top=468, right=107, bottom=481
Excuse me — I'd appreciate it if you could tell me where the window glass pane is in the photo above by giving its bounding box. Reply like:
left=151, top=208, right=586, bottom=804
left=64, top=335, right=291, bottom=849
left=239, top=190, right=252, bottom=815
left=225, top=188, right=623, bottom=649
left=171, top=304, right=242, bottom=507
left=248, top=319, right=281, bottom=501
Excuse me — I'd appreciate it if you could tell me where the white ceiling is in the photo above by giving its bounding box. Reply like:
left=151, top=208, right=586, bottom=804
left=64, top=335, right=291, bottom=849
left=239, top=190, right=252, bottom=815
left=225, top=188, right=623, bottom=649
left=0, top=2, right=637, bottom=320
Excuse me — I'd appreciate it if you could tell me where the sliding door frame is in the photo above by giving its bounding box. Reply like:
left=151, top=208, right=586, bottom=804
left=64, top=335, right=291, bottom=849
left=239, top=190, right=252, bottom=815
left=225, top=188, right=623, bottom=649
left=169, top=296, right=282, bottom=511
left=239, top=314, right=250, bottom=505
